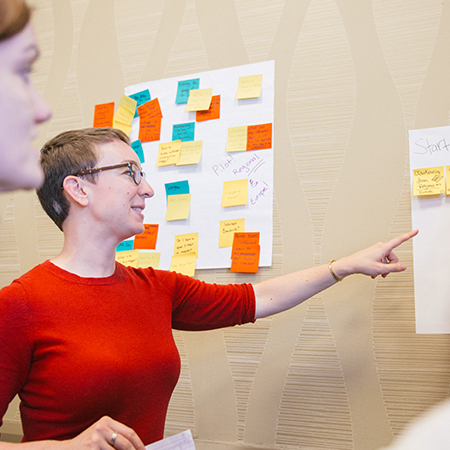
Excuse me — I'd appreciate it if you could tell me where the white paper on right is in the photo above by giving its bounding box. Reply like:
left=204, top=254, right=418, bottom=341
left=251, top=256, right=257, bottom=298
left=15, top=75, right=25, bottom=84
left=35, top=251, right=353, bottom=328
left=409, top=126, right=450, bottom=333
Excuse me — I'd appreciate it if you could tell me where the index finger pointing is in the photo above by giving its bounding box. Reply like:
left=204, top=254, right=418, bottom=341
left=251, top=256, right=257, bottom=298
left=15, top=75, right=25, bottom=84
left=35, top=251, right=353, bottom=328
left=385, top=229, right=419, bottom=252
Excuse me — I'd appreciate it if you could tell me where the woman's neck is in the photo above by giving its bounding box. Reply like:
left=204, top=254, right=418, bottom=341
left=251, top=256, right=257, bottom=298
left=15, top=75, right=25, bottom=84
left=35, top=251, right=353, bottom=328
left=51, top=232, right=118, bottom=278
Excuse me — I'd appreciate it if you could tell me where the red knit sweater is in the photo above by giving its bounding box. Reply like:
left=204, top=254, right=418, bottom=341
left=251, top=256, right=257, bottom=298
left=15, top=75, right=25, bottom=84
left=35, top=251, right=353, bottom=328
left=0, top=261, right=255, bottom=445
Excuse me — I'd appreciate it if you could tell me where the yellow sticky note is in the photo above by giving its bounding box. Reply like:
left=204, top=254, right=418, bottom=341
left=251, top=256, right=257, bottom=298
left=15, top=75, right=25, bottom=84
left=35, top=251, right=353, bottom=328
left=165, top=193, right=191, bottom=221
left=112, top=119, right=133, bottom=136
left=219, top=218, right=245, bottom=248
left=447, top=166, right=450, bottom=196
left=120, top=94, right=137, bottom=115
left=236, top=74, right=263, bottom=99
left=226, top=126, right=248, bottom=153
left=170, top=252, right=197, bottom=277
left=222, top=179, right=248, bottom=207
left=176, top=141, right=203, bottom=166
left=114, top=100, right=136, bottom=126
left=114, top=105, right=134, bottom=125
left=157, top=140, right=181, bottom=167
left=174, top=232, right=199, bottom=257
left=412, top=166, right=445, bottom=196
left=138, top=252, right=161, bottom=269
left=185, top=88, right=213, bottom=112
left=115, top=250, right=139, bottom=268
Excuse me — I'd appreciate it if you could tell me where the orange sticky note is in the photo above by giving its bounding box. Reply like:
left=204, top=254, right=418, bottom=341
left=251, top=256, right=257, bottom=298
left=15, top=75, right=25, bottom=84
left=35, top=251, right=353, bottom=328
left=139, top=116, right=161, bottom=143
left=138, top=98, right=162, bottom=119
left=93, top=102, right=114, bottom=128
left=196, top=95, right=220, bottom=122
left=138, top=99, right=163, bottom=142
left=133, top=224, right=159, bottom=250
left=247, top=123, right=272, bottom=151
left=230, top=232, right=260, bottom=273
left=232, top=232, right=260, bottom=248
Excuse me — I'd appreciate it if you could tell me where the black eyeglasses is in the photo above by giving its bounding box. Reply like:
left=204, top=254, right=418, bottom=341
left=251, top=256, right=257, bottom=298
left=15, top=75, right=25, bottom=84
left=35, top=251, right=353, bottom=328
left=72, top=162, right=146, bottom=185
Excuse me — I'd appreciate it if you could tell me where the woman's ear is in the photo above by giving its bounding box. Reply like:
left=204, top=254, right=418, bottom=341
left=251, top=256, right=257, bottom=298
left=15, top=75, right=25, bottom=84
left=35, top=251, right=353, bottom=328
left=62, top=176, right=89, bottom=207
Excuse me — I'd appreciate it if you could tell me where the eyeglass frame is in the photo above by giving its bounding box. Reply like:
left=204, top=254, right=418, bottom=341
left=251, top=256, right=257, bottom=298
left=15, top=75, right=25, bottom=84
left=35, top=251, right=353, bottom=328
left=69, top=162, right=146, bottom=186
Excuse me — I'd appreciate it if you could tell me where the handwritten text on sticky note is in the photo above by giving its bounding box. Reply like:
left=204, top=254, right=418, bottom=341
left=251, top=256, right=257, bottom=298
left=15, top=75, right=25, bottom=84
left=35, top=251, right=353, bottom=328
left=174, top=232, right=199, bottom=257
left=412, top=166, right=445, bottom=196
left=165, top=194, right=191, bottom=221
left=219, top=218, right=245, bottom=248
left=176, top=141, right=203, bottom=166
left=222, top=179, right=248, bottom=207
left=133, top=224, right=159, bottom=250
left=236, top=74, right=263, bottom=99
left=157, top=141, right=181, bottom=167
left=170, top=253, right=196, bottom=277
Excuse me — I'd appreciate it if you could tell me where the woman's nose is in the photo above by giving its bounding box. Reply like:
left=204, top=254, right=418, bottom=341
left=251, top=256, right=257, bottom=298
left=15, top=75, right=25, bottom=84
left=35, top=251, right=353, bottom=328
left=32, top=86, right=52, bottom=125
left=139, top=178, right=154, bottom=198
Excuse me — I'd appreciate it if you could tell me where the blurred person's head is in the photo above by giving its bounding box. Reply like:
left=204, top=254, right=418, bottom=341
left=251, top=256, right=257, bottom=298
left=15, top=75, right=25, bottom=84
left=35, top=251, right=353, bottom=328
left=0, top=0, right=52, bottom=192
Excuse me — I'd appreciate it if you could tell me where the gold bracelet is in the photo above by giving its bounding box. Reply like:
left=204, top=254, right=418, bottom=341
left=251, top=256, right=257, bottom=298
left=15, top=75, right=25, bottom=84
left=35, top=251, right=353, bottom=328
left=328, top=259, right=342, bottom=282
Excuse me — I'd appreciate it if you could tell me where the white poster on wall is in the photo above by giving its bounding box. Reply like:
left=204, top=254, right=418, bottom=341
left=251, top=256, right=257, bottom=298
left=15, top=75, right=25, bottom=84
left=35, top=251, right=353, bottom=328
left=409, top=126, right=450, bottom=333
left=124, top=60, right=274, bottom=271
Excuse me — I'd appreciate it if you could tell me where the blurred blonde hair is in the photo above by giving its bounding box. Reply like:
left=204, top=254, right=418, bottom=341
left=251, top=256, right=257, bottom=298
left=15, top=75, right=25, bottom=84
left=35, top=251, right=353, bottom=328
left=0, top=0, right=31, bottom=42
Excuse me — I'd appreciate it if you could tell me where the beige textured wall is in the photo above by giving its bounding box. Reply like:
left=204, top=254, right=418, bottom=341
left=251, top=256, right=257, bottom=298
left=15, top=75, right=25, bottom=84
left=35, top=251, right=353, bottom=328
left=1, top=0, right=450, bottom=449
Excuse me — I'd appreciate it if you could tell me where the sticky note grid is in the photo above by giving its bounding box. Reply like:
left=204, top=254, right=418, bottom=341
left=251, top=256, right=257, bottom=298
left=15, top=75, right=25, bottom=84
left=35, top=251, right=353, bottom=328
left=122, top=60, right=274, bottom=272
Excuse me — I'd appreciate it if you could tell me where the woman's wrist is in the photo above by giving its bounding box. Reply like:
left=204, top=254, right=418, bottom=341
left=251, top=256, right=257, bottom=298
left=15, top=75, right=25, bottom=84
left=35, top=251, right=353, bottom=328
left=328, top=257, right=352, bottom=281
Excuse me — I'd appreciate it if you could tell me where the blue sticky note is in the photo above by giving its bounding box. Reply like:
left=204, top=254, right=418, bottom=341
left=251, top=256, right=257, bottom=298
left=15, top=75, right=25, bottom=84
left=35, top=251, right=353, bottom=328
left=131, top=140, right=145, bottom=163
left=176, top=79, right=200, bottom=104
left=116, top=240, right=134, bottom=252
left=165, top=180, right=190, bottom=197
left=172, top=122, right=195, bottom=142
left=130, top=89, right=151, bottom=118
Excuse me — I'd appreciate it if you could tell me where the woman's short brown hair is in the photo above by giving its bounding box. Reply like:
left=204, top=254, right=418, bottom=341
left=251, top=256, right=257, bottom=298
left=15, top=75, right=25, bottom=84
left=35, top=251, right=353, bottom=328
left=0, top=0, right=31, bottom=42
left=37, top=127, right=130, bottom=231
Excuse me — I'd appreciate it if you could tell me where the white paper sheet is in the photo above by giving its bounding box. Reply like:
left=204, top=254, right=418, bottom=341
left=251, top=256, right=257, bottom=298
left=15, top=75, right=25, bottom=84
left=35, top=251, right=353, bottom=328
left=409, top=126, right=450, bottom=333
left=124, top=61, right=274, bottom=270
left=145, top=430, right=196, bottom=450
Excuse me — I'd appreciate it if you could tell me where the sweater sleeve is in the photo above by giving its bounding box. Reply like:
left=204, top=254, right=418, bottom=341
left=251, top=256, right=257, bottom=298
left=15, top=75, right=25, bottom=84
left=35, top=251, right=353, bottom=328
left=0, top=282, right=33, bottom=429
left=160, top=270, right=256, bottom=331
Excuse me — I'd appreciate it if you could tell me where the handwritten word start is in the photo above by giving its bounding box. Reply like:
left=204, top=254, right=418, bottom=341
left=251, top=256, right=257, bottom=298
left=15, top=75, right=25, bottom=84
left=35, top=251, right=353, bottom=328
left=414, top=138, right=450, bottom=156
